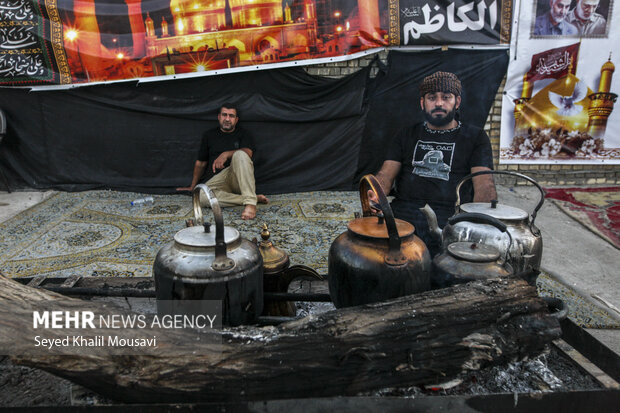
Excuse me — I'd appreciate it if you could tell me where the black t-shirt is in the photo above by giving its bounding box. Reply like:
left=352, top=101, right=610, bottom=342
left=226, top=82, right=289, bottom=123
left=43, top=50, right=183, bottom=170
left=197, top=127, right=254, bottom=181
left=385, top=122, right=493, bottom=209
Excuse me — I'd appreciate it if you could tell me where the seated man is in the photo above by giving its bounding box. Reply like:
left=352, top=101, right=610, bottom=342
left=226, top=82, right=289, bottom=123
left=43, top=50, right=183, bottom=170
left=177, top=103, right=268, bottom=220
left=567, top=0, right=607, bottom=35
left=372, top=71, right=497, bottom=257
left=534, top=0, right=578, bottom=35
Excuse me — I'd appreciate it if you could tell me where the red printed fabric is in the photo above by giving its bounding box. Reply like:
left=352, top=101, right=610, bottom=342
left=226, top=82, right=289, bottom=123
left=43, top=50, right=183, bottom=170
left=545, top=186, right=620, bottom=249
left=526, top=43, right=580, bottom=82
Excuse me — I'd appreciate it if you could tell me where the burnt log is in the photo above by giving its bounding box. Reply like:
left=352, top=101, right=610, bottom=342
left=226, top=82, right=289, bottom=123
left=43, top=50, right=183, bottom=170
left=0, top=274, right=561, bottom=403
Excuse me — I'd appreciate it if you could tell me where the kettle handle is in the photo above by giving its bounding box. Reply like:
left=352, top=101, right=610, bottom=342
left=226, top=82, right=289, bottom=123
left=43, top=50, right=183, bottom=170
left=448, top=212, right=507, bottom=232
left=454, top=170, right=545, bottom=235
left=448, top=212, right=513, bottom=264
left=359, top=174, right=407, bottom=266
left=192, top=184, right=235, bottom=272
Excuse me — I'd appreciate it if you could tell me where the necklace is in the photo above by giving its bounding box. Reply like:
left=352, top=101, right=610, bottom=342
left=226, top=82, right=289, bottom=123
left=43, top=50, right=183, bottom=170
left=424, top=121, right=461, bottom=134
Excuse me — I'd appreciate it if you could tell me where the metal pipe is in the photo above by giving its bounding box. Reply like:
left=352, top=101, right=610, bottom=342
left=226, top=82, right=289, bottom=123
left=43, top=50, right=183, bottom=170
left=39, top=287, right=333, bottom=302
left=256, top=316, right=296, bottom=325
left=264, top=292, right=332, bottom=302
left=43, top=286, right=157, bottom=297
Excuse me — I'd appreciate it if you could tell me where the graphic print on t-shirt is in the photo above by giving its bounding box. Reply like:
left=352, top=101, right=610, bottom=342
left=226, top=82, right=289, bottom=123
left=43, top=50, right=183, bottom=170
left=412, top=141, right=455, bottom=181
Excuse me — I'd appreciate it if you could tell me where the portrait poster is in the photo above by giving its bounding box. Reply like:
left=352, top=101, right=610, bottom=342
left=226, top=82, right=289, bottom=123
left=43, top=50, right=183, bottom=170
left=500, top=0, right=619, bottom=164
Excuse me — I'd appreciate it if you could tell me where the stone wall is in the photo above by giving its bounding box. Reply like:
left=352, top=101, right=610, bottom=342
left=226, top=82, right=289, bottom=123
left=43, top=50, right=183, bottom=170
left=304, top=50, right=620, bottom=186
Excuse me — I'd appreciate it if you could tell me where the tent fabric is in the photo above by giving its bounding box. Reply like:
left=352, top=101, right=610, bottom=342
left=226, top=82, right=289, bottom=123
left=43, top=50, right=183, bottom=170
left=0, top=67, right=371, bottom=194
left=0, top=49, right=508, bottom=195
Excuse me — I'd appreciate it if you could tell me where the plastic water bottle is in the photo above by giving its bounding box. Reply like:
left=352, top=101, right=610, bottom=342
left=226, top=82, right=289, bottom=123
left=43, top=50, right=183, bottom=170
left=130, top=196, right=154, bottom=207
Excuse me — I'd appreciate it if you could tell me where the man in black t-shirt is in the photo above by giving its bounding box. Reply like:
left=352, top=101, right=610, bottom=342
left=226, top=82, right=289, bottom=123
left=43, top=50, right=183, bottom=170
left=372, top=71, right=497, bottom=256
left=177, top=103, right=268, bottom=220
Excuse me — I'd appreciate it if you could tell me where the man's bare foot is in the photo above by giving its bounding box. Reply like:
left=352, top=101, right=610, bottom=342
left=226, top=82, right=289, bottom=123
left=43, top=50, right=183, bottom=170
left=257, top=194, right=269, bottom=204
left=241, top=204, right=257, bottom=220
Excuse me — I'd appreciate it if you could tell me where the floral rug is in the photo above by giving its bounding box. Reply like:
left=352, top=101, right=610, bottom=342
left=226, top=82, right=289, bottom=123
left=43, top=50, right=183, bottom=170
left=0, top=189, right=616, bottom=328
left=0, top=190, right=360, bottom=279
left=544, top=186, right=620, bottom=249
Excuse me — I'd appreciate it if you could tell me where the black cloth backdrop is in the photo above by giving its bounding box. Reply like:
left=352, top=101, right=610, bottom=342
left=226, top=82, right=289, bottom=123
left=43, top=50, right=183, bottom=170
left=0, top=67, right=370, bottom=194
left=0, top=50, right=508, bottom=195
left=355, top=49, right=509, bottom=182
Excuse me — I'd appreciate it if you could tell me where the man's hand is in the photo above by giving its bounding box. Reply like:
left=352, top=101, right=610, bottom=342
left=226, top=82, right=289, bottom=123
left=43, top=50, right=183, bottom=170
left=365, top=160, right=401, bottom=215
left=212, top=152, right=231, bottom=173
left=178, top=161, right=206, bottom=193
left=471, top=166, right=497, bottom=202
left=367, top=190, right=381, bottom=214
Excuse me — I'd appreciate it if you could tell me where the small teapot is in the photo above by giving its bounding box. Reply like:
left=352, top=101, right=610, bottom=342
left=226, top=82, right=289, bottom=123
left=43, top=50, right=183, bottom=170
left=432, top=230, right=514, bottom=288
left=420, top=171, right=544, bottom=282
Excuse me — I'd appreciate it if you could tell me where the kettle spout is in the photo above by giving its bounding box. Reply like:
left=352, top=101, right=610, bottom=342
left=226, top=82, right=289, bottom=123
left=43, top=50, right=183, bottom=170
left=420, top=204, right=442, bottom=242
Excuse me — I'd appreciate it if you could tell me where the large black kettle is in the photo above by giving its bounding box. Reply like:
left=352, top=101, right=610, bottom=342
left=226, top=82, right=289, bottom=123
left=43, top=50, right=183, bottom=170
left=328, top=175, right=431, bottom=308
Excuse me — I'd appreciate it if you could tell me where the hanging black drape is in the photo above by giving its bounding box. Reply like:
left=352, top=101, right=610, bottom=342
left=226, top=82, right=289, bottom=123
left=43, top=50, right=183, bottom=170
left=0, top=67, right=371, bottom=194
left=0, top=49, right=508, bottom=194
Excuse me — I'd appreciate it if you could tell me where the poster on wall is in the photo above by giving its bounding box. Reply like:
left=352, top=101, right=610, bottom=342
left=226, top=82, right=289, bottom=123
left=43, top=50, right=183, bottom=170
left=500, top=0, right=619, bottom=164
left=1, top=0, right=396, bottom=87
left=0, top=0, right=513, bottom=88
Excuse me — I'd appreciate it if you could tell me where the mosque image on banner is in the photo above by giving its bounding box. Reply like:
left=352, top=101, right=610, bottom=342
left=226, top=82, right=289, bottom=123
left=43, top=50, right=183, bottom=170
left=0, top=0, right=390, bottom=86
left=501, top=42, right=618, bottom=162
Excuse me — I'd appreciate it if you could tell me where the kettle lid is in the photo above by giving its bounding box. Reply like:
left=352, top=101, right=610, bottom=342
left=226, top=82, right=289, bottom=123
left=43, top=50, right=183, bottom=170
left=447, top=242, right=501, bottom=262
left=174, top=224, right=240, bottom=248
left=460, top=201, right=528, bottom=220
left=348, top=216, right=414, bottom=239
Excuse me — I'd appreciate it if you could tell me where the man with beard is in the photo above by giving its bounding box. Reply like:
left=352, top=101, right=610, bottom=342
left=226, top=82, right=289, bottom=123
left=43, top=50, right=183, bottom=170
left=567, top=0, right=607, bottom=35
left=534, top=0, right=578, bottom=35
left=177, top=103, right=268, bottom=220
left=371, top=71, right=496, bottom=257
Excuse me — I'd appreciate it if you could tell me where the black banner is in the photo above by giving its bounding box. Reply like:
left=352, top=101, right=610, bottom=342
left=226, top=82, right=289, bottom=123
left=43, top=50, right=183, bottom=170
left=0, top=0, right=70, bottom=85
left=393, top=0, right=512, bottom=45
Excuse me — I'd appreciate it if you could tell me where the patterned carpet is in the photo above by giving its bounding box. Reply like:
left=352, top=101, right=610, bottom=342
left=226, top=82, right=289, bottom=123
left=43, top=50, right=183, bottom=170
left=0, top=190, right=360, bottom=279
left=537, top=273, right=619, bottom=329
left=544, top=186, right=620, bottom=249
left=0, top=189, right=617, bottom=328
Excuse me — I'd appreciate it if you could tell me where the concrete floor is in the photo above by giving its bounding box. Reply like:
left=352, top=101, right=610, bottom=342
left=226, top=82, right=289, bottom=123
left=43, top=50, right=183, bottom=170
left=496, top=185, right=620, bottom=354
left=1, top=186, right=619, bottom=353
left=0, top=189, right=55, bottom=224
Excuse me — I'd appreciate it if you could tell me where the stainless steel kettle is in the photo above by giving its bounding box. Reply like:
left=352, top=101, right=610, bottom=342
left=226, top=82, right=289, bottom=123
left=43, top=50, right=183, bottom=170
left=421, top=171, right=544, bottom=282
left=153, top=184, right=264, bottom=326
left=432, top=230, right=514, bottom=288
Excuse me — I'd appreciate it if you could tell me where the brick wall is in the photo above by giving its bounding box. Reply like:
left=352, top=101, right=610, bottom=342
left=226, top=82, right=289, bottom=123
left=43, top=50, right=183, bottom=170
left=304, top=51, right=620, bottom=186
left=304, top=49, right=386, bottom=78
